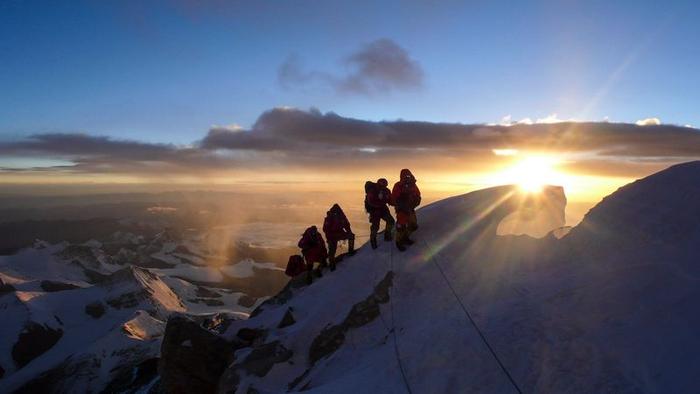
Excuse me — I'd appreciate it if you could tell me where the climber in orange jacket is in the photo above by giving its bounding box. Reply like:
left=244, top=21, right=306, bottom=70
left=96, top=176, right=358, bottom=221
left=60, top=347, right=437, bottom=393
left=392, top=169, right=421, bottom=251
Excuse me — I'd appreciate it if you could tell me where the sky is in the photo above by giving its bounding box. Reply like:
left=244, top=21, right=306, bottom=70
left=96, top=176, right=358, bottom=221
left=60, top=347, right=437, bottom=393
left=1, top=0, right=700, bottom=204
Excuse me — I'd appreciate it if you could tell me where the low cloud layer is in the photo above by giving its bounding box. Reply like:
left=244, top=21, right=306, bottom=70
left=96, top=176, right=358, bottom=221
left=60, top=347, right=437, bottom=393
left=2, top=108, right=700, bottom=180
left=278, top=39, right=424, bottom=95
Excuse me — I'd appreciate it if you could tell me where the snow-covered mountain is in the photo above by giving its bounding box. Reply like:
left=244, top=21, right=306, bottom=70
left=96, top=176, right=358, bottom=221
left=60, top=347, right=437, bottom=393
left=0, top=228, right=288, bottom=393
left=154, top=161, right=700, bottom=394
left=3, top=161, right=700, bottom=393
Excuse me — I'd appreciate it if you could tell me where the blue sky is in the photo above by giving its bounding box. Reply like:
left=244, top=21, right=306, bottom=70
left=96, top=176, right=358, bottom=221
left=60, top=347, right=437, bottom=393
left=1, top=0, right=699, bottom=145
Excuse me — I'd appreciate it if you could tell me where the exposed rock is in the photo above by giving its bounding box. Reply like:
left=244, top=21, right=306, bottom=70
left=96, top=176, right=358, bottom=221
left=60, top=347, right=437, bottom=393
left=189, top=298, right=225, bottom=307
left=12, top=322, right=64, bottom=369
left=159, top=315, right=235, bottom=394
left=238, top=295, right=257, bottom=308
left=107, top=289, right=150, bottom=309
left=239, top=341, right=292, bottom=377
left=13, top=360, right=70, bottom=394
left=55, top=244, right=99, bottom=266
left=84, top=301, right=106, bottom=318
left=287, top=368, right=311, bottom=391
left=196, top=286, right=222, bottom=298
left=309, top=271, right=393, bottom=364
left=40, top=280, right=80, bottom=292
left=104, top=357, right=159, bottom=393
left=217, top=341, right=292, bottom=393
left=236, top=328, right=266, bottom=344
left=0, top=277, right=16, bottom=295
left=81, top=265, right=111, bottom=283
left=277, top=308, right=296, bottom=329
left=0, top=363, right=4, bottom=379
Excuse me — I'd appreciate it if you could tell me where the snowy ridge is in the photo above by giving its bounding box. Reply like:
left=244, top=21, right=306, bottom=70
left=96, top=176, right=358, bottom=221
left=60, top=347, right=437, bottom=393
left=212, top=162, right=700, bottom=393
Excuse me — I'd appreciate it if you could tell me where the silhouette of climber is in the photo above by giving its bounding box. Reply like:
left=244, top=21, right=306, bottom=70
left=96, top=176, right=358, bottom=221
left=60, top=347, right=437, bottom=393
left=297, top=226, right=328, bottom=284
left=392, top=169, right=421, bottom=251
left=365, top=178, right=395, bottom=249
left=323, top=204, right=355, bottom=270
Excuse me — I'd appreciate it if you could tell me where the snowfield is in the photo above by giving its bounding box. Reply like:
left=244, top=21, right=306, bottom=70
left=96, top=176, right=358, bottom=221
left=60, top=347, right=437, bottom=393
left=211, top=161, right=700, bottom=393
left=3, top=161, right=700, bottom=393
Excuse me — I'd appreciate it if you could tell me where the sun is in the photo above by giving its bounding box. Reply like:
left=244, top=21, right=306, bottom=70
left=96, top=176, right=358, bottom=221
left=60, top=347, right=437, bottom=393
left=493, top=155, right=569, bottom=193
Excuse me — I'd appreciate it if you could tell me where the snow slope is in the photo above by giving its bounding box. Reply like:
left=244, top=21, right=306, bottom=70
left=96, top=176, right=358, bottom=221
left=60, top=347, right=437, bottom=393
left=217, top=161, right=700, bottom=393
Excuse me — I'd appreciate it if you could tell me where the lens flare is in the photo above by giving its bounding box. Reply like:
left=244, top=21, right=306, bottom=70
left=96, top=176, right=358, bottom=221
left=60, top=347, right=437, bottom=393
left=492, top=155, right=569, bottom=193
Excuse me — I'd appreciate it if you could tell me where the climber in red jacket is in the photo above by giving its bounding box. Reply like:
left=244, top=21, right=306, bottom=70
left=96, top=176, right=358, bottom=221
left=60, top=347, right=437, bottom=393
left=298, top=225, right=328, bottom=284
left=392, top=169, right=421, bottom=251
left=323, top=204, right=355, bottom=270
left=365, top=178, right=395, bottom=249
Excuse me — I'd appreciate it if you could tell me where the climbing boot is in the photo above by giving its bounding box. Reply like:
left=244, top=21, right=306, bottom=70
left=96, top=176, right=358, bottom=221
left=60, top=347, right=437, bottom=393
left=347, top=238, right=356, bottom=256
left=396, top=241, right=406, bottom=252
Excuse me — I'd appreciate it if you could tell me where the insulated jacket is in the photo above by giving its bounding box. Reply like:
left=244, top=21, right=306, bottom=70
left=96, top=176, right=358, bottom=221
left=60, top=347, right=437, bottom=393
left=392, top=169, right=421, bottom=213
left=367, top=184, right=393, bottom=219
left=323, top=204, right=353, bottom=242
left=298, top=226, right=327, bottom=263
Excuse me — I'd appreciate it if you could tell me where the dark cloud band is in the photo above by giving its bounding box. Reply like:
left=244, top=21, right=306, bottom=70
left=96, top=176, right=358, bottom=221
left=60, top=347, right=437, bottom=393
left=2, top=107, right=699, bottom=177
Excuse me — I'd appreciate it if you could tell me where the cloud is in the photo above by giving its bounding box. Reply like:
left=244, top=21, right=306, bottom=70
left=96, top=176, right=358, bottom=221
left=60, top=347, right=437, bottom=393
left=278, top=39, right=424, bottom=95
left=636, top=117, right=661, bottom=126
left=492, top=149, right=519, bottom=156
left=0, top=133, right=237, bottom=174
left=494, top=113, right=576, bottom=126
left=3, top=108, right=700, bottom=179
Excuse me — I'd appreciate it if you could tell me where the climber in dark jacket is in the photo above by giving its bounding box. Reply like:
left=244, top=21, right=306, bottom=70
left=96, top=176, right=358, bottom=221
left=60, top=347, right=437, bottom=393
left=392, top=169, right=421, bottom=251
left=298, top=225, right=328, bottom=284
left=365, top=178, right=395, bottom=249
left=323, top=204, right=355, bottom=270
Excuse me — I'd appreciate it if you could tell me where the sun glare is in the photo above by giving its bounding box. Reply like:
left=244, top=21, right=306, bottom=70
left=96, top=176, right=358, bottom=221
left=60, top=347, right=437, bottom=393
left=493, top=155, right=569, bottom=193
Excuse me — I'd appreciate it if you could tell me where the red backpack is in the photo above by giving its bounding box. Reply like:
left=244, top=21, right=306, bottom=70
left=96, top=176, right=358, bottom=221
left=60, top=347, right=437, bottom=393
left=285, top=255, right=306, bottom=277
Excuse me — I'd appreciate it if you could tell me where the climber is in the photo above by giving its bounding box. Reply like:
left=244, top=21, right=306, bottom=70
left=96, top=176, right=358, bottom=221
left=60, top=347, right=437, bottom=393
left=322, top=203, right=355, bottom=270
left=365, top=178, right=395, bottom=249
left=297, top=225, right=328, bottom=284
left=392, top=169, right=421, bottom=251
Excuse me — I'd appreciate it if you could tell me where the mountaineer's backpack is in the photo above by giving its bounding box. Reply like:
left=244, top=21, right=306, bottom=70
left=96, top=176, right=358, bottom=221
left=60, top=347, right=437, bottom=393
left=364, top=181, right=377, bottom=213
left=285, top=254, right=306, bottom=277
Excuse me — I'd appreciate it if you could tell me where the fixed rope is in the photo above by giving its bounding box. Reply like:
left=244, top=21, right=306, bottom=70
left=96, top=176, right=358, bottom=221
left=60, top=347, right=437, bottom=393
left=388, top=242, right=414, bottom=394
left=425, top=241, right=523, bottom=394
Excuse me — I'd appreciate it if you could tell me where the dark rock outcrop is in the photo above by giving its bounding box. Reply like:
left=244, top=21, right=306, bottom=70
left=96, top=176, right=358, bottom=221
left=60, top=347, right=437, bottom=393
left=249, top=275, right=308, bottom=317
left=159, top=315, right=235, bottom=394
left=40, top=280, right=80, bottom=292
left=0, top=278, right=16, bottom=295
left=0, top=363, right=4, bottom=379
left=189, top=298, right=225, bottom=307
left=236, top=328, right=266, bottom=344
left=196, top=286, right=222, bottom=298
left=309, top=271, right=393, bottom=364
left=104, top=357, right=160, bottom=393
left=84, top=301, right=106, bottom=318
left=237, top=294, right=256, bottom=308
left=277, top=308, right=296, bottom=328
left=239, top=341, right=292, bottom=377
left=217, top=341, right=293, bottom=393
left=12, top=322, right=64, bottom=368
